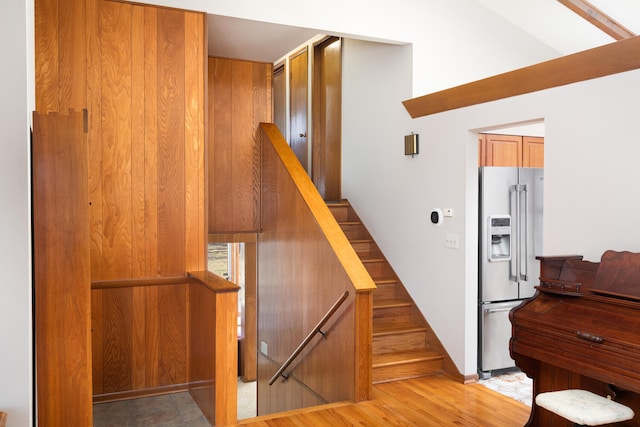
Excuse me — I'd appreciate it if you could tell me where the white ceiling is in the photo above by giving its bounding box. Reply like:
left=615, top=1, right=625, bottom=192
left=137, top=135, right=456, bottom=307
left=207, top=0, right=640, bottom=62
left=207, top=14, right=319, bottom=63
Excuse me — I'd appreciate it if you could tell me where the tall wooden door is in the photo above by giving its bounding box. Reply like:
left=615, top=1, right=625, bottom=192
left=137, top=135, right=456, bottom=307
left=312, top=37, right=342, bottom=201
left=33, top=110, right=93, bottom=427
left=289, top=49, right=309, bottom=171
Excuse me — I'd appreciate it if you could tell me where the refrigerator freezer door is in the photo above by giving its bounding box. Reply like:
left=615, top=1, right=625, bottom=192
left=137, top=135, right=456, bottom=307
left=479, top=300, right=521, bottom=373
left=516, top=168, right=544, bottom=299
left=479, top=167, right=519, bottom=302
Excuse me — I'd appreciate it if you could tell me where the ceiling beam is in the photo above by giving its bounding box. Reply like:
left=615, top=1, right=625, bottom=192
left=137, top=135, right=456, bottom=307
left=558, top=0, right=635, bottom=41
left=402, top=35, right=640, bottom=118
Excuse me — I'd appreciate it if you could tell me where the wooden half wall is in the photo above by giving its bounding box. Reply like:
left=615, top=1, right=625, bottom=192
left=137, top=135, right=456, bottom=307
left=257, top=123, right=375, bottom=416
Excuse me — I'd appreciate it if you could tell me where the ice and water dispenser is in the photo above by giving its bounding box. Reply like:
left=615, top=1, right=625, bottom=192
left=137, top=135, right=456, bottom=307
left=488, top=215, right=511, bottom=261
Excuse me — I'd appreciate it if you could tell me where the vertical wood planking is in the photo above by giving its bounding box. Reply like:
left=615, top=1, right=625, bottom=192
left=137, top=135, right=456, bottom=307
left=144, top=6, right=159, bottom=279
left=130, top=6, right=147, bottom=390
left=58, top=0, right=86, bottom=111
left=157, top=284, right=188, bottom=386
left=210, top=58, right=233, bottom=231
left=143, top=9, right=161, bottom=386
left=156, top=8, right=185, bottom=277
left=102, top=288, right=134, bottom=392
left=100, top=1, right=133, bottom=280
left=232, top=61, right=254, bottom=229
left=184, top=12, right=206, bottom=272
left=131, top=4, right=146, bottom=279
left=34, top=0, right=60, bottom=112
left=208, top=58, right=272, bottom=233
left=252, top=62, right=271, bottom=229
left=88, top=0, right=104, bottom=282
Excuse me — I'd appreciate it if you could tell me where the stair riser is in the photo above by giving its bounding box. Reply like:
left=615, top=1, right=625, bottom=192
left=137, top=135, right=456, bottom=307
left=373, top=283, right=399, bottom=301
left=364, top=262, right=394, bottom=278
left=351, top=241, right=379, bottom=258
left=372, top=359, right=444, bottom=384
left=327, top=205, right=349, bottom=222
left=339, top=224, right=369, bottom=241
left=373, top=331, right=426, bottom=354
left=373, top=305, right=411, bottom=321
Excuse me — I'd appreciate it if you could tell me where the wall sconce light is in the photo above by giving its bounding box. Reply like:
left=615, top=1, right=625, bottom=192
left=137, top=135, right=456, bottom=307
left=404, top=133, right=419, bottom=157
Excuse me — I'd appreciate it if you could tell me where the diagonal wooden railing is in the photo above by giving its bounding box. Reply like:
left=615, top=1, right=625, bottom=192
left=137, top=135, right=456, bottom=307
left=258, top=123, right=376, bottom=414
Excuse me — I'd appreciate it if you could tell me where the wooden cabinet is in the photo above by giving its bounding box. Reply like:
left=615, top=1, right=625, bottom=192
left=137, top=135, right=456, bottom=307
left=522, top=136, right=544, bottom=168
left=479, top=133, right=544, bottom=167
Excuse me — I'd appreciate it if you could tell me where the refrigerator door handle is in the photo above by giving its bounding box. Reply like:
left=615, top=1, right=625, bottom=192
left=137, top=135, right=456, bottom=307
left=520, top=184, right=528, bottom=282
left=509, top=185, right=518, bottom=281
left=484, top=307, right=514, bottom=314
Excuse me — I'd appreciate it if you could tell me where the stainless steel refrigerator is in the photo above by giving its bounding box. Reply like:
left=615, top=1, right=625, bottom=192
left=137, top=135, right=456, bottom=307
left=478, top=166, right=543, bottom=377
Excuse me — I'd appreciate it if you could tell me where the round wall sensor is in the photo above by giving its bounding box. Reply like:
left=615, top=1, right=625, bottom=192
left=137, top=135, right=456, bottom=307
left=430, top=208, right=443, bottom=225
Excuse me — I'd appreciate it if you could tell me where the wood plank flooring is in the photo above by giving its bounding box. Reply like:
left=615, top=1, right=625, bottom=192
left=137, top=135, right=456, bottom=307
left=235, top=374, right=530, bottom=426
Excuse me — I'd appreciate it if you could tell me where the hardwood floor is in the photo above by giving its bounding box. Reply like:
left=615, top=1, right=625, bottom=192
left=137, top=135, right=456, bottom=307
left=235, top=374, right=530, bottom=426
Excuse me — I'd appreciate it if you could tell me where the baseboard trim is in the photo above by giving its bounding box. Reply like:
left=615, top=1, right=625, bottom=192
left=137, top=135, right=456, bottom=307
left=93, top=383, right=190, bottom=403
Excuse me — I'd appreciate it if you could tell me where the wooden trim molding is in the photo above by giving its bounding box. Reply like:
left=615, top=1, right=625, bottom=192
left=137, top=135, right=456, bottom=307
left=558, top=0, right=635, bottom=41
left=402, top=35, right=640, bottom=118
left=260, top=122, right=376, bottom=293
left=188, top=270, right=241, bottom=293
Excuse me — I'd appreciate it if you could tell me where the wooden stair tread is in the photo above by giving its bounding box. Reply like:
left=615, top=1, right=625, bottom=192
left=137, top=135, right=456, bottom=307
left=373, top=299, right=412, bottom=309
left=360, top=257, right=385, bottom=263
left=374, top=278, right=397, bottom=285
left=373, top=349, right=444, bottom=367
left=350, top=239, right=373, bottom=244
left=373, top=320, right=427, bottom=335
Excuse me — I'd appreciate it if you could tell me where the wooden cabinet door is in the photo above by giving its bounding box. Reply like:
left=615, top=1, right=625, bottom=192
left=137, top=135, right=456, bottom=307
left=480, top=133, right=544, bottom=167
left=312, top=37, right=342, bottom=201
left=523, top=136, right=544, bottom=167
left=485, top=134, right=523, bottom=167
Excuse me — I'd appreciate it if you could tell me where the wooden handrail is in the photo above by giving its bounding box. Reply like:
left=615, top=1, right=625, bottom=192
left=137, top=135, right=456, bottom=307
left=91, top=272, right=240, bottom=294
left=260, top=123, right=376, bottom=293
left=269, top=291, right=350, bottom=385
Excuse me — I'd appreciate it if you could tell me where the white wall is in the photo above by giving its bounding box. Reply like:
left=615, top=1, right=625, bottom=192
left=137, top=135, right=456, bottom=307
left=2, top=0, right=33, bottom=425
left=343, top=66, right=640, bottom=375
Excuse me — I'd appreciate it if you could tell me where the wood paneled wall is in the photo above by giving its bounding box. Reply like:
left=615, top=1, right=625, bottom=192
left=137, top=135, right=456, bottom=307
left=35, top=0, right=209, bottom=411
left=87, top=1, right=206, bottom=398
left=258, top=123, right=375, bottom=416
left=35, top=0, right=86, bottom=112
left=208, top=57, right=272, bottom=233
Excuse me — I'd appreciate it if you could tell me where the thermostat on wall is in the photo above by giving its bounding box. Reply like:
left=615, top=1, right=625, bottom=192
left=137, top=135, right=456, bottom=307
left=430, top=208, right=443, bottom=225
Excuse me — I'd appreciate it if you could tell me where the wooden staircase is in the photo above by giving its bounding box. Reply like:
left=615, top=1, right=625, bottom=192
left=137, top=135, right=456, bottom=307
left=328, top=200, right=450, bottom=384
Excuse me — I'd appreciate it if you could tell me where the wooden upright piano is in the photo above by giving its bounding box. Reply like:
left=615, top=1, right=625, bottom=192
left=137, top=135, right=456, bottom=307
left=510, top=250, right=640, bottom=426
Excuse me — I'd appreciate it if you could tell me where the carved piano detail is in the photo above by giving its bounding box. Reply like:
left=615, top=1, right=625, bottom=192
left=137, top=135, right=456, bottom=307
left=510, top=250, right=640, bottom=426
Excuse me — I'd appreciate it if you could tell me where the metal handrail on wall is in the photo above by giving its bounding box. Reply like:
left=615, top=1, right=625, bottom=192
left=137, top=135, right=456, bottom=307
left=269, top=291, right=350, bottom=385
